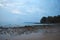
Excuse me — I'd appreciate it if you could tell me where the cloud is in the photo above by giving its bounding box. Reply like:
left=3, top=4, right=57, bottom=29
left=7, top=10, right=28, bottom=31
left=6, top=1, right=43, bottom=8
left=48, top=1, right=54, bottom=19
left=0, top=4, right=4, bottom=7
left=11, top=9, right=21, bottom=14
left=25, top=6, right=46, bottom=14
left=5, top=3, right=14, bottom=7
left=0, top=0, right=14, bottom=8
left=0, top=0, right=47, bottom=15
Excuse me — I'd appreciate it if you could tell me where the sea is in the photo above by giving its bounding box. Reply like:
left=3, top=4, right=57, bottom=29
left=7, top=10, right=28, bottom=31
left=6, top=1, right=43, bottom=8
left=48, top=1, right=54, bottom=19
left=0, top=22, right=55, bottom=27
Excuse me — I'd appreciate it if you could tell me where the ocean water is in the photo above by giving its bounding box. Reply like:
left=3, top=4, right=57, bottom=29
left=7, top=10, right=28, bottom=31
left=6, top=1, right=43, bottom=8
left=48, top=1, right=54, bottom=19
left=0, top=22, right=55, bottom=27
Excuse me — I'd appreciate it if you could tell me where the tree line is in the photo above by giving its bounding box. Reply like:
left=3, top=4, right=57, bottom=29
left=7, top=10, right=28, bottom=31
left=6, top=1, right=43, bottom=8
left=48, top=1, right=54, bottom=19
left=40, top=15, right=60, bottom=23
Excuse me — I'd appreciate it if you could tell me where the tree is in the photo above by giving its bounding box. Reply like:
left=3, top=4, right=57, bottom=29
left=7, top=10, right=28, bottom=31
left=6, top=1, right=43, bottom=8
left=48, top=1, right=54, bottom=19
left=40, top=17, right=47, bottom=23
left=40, top=15, right=60, bottom=23
left=47, top=16, right=53, bottom=23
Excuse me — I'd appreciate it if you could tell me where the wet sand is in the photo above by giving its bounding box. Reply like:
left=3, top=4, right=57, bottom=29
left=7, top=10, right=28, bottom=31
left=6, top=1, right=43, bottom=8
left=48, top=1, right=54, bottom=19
left=11, top=32, right=60, bottom=40
left=0, top=32, right=60, bottom=40
left=0, top=25, right=60, bottom=40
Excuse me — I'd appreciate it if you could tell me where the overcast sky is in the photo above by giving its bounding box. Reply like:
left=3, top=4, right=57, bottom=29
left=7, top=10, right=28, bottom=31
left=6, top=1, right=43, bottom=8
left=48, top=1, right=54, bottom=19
left=0, top=0, right=60, bottom=25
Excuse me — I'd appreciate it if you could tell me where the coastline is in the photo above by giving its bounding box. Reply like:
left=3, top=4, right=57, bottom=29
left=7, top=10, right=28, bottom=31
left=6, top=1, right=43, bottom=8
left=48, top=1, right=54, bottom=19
left=0, top=24, right=60, bottom=40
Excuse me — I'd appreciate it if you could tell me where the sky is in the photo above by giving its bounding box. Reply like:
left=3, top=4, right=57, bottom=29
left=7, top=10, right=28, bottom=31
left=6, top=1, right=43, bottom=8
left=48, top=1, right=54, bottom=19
left=0, top=0, right=60, bottom=25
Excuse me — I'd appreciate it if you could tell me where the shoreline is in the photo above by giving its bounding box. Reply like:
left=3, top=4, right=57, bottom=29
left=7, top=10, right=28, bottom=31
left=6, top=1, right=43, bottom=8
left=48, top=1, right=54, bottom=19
left=0, top=25, right=60, bottom=40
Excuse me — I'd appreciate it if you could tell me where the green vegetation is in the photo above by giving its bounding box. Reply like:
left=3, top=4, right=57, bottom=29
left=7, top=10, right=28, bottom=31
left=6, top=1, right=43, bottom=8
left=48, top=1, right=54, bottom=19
left=40, top=15, right=60, bottom=23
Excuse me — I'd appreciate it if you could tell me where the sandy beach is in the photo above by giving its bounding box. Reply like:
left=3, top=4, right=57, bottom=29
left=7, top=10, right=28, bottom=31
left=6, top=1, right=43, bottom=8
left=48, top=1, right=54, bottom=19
left=0, top=31, right=60, bottom=40
left=0, top=25, right=60, bottom=40
left=11, top=33, right=60, bottom=40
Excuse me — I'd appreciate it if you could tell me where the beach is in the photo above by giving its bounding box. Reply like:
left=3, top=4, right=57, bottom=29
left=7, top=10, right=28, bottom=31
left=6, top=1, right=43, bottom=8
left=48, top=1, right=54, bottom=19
left=0, top=24, right=60, bottom=40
